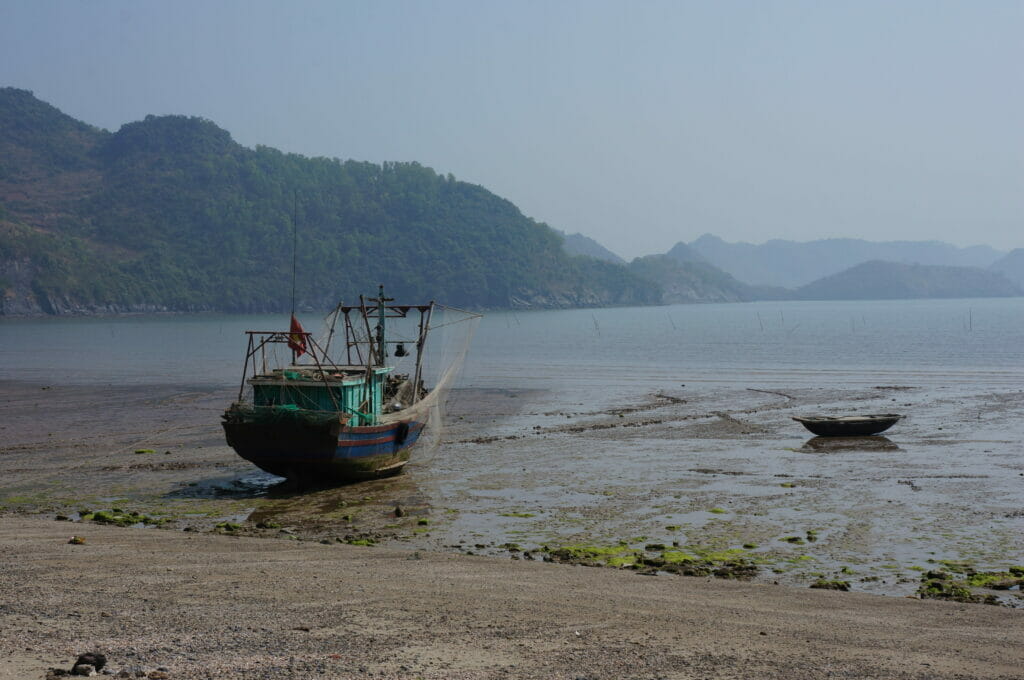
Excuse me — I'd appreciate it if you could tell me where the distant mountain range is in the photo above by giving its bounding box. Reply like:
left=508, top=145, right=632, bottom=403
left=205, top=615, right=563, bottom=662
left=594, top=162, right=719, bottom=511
left=1, top=87, right=1020, bottom=316
left=989, top=249, right=1024, bottom=289
left=560, top=232, right=1022, bottom=302
left=686, top=234, right=1007, bottom=289
left=793, top=260, right=1020, bottom=300
left=564, top=233, right=1023, bottom=302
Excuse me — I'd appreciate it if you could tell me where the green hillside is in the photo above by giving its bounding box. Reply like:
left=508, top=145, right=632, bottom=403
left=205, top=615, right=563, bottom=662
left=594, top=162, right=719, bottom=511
left=0, top=88, right=661, bottom=314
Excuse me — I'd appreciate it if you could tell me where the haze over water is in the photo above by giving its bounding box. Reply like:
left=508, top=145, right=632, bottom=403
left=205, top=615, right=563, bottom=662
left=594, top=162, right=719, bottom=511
left=3, top=298, right=1023, bottom=391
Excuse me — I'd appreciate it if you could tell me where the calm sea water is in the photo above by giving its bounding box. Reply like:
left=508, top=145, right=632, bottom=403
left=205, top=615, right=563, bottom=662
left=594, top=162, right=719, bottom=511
left=2, top=297, right=1023, bottom=390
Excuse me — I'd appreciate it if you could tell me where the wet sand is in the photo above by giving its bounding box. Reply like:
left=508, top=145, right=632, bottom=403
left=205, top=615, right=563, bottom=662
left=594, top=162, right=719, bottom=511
left=2, top=378, right=1023, bottom=586
left=1, top=379, right=1024, bottom=677
left=429, top=381, right=1024, bottom=598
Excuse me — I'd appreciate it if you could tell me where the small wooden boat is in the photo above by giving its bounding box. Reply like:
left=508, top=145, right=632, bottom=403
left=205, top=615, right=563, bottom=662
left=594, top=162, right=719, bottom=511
left=792, top=414, right=902, bottom=437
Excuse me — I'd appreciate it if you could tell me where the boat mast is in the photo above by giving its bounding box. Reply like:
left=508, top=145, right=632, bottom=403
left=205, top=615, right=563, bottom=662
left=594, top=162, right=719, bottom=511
left=289, top=190, right=299, bottom=364
left=411, top=302, right=434, bottom=405
left=369, top=284, right=393, bottom=366
left=357, top=294, right=376, bottom=416
left=322, top=303, right=342, bottom=361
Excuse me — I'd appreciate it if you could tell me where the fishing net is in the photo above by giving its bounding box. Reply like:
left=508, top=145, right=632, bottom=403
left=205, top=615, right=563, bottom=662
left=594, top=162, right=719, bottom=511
left=374, top=304, right=480, bottom=466
left=232, top=304, right=480, bottom=462
left=419, top=305, right=479, bottom=455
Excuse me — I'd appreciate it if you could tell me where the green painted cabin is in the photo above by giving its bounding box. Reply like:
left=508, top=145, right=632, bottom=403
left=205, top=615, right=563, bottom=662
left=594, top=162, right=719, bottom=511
left=249, top=367, right=391, bottom=425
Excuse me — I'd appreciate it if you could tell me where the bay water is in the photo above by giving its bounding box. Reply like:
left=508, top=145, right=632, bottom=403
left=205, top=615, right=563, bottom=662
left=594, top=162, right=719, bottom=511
left=3, top=297, right=1023, bottom=389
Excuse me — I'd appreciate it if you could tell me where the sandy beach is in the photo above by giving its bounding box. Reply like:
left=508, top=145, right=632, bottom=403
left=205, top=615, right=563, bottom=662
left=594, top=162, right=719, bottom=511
left=1, top=378, right=1023, bottom=678
left=3, top=516, right=1023, bottom=680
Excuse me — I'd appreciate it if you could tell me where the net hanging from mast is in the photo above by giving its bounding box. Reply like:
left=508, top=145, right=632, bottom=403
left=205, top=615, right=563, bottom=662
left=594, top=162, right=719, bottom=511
left=380, top=304, right=480, bottom=464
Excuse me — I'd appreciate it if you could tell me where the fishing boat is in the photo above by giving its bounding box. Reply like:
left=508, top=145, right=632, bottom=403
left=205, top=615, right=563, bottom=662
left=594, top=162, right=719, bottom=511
left=222, top=286, right=475, bottom=483
left=792, top=414, right=902, bottom=437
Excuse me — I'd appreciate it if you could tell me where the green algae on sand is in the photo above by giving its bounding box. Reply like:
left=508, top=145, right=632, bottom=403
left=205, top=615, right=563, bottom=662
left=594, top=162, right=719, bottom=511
left=543, top=542, right=759, bottom=579
left=89, top=509, right=166, bottom=527
left=914, top=568, right=1024, bottom=605
left=546, top=543, right=643, bottom=568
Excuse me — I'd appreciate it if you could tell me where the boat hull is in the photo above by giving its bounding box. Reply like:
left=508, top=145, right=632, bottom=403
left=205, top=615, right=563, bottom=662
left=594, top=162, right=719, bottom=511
left=792, top=414, right=901, bottom=437
left=222, top=416, right=425, bottom=483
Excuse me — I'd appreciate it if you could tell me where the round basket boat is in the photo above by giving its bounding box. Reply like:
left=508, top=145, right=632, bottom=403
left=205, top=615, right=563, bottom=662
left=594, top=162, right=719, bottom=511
left=792, top=414, right=902, bottom=437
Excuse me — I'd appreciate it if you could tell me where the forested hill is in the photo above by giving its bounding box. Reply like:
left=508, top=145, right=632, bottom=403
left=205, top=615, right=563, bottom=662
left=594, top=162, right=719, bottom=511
left=0, top=88, right=661, bottom=315
left=560, top=231, right=625, bottom=264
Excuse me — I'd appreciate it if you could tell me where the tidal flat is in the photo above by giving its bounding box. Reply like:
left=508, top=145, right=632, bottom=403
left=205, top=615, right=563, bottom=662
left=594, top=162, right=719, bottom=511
left=1, top=376, right=1021, bottom=606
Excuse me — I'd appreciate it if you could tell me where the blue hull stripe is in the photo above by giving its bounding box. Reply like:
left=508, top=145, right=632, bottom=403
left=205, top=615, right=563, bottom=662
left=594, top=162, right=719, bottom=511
left=334, top=422, right=425, bottom=460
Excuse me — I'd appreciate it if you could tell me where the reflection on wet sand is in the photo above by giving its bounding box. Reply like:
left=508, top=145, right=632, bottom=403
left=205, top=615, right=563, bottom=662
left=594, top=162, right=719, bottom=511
left=800, top=435, right=901, bottom=452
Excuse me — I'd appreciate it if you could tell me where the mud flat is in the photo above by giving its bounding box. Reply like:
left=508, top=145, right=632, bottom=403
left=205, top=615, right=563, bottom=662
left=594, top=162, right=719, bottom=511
left=3, top=516, right=1024, bottom=680
left=2, top=379, right=1024, bottom=594
left=2, top=379, right=1024, bottom=676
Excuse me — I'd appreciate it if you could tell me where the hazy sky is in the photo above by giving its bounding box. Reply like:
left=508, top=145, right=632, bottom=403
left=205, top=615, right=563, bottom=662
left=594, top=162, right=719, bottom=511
left=2, top=1, right=1021, bottom=258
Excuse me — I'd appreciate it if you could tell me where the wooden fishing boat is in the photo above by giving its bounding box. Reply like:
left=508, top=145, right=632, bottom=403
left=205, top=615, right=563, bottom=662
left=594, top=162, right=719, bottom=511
left=792, top=414, right=902, bottom=437
left=222, top=286, right=474, bottom=483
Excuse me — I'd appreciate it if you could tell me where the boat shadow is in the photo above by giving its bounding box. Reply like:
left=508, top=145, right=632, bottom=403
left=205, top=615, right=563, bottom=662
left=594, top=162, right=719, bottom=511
left=799, top=435, right=901, bottom=453
left=164, top=471, right=289, bottom=500
left=166, top=468, right=423, bottom=502
left=165, top=470, right=390, bottom=501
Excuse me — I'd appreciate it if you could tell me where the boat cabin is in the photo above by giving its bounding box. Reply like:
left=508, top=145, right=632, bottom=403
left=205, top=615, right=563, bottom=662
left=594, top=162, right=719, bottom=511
left=247, top=366, right=391, bottom=426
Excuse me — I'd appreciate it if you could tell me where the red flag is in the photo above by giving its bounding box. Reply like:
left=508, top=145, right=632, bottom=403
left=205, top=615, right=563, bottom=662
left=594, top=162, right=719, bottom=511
left=288, top=314, right=307, bottom=356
